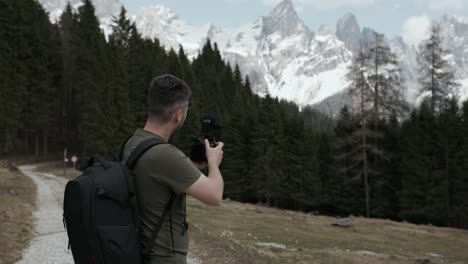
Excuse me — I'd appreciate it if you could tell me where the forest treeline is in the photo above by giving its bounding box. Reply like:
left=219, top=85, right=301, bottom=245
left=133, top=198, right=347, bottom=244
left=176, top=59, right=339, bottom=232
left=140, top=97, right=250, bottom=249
left=1, top=0, right=467, bottom=228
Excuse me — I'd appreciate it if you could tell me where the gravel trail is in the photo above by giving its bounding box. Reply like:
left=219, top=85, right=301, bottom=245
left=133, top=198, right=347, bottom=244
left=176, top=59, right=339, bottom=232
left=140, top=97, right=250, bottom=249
left=16, top=164, right=201, bottom=264
left=16, top=165, right=73, bottom=264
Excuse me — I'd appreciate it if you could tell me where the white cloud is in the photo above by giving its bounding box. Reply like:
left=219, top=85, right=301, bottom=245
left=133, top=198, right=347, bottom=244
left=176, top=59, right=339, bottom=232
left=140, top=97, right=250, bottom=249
left=428, top=0, right=465, bottom=11
left=401, top=15, right=432, bottom=47
left=260, top=0, right=378, bottom=9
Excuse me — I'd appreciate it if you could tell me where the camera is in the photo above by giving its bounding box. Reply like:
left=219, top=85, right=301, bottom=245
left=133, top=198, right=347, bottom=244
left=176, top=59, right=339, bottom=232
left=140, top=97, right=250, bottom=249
left=190, top=117, right=223, bottom=162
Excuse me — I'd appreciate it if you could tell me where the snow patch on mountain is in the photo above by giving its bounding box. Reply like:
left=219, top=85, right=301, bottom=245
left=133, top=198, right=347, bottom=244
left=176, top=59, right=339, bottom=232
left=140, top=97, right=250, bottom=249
left=38, top=0, right=121, bottom=37
left=459, top=79, right=468, bottom=102
left=38, top=0, right=121, bottom=21
left=135, top=5, right=211, bottom=54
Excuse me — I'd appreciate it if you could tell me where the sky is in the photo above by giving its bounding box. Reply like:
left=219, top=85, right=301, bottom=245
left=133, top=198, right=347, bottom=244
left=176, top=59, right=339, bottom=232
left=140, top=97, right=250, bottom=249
left=120, top=0, right=468, bottom=46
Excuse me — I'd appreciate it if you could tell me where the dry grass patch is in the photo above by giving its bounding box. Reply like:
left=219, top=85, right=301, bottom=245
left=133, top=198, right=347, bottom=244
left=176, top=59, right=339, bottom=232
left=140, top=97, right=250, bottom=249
left=36, top=161, right=81, bottom=180
left=187, top=198, right=468, bottom=264
left=0, top=167, right=36, bottom=264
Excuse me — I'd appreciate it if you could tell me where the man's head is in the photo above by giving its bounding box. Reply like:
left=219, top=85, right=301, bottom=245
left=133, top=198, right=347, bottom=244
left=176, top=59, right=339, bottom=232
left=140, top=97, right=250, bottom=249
left=147, top=74, right=191, bottom=130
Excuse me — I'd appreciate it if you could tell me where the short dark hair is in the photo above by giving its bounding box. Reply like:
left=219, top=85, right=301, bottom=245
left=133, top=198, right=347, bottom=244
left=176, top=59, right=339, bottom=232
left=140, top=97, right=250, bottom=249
left=147, top=74, right=192, bottom=123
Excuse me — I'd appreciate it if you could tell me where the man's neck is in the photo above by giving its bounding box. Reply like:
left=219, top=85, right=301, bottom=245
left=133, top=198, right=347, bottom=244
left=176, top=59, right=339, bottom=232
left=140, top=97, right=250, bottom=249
left=143, top=121, right=173, bottom=142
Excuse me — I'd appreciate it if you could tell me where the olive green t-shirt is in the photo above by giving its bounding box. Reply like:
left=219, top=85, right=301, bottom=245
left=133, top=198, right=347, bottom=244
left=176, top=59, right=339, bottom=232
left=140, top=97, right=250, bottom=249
left=122, top=128, right=202, bottom=260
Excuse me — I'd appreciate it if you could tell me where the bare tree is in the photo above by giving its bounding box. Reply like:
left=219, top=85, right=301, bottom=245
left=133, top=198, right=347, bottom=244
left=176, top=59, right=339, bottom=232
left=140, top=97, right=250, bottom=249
left=418, top=25, right=460, bottom=113
left=368, top=32, right=408, bottom=120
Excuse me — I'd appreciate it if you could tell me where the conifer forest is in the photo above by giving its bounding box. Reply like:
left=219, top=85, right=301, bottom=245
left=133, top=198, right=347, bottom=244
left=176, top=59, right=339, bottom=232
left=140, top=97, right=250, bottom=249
left=1, top=0, right=468, bottom=229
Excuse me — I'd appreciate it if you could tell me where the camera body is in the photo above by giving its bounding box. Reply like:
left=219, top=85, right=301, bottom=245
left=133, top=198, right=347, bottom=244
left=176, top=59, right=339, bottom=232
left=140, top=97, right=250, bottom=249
left=190, top=117, right=223, bottom=162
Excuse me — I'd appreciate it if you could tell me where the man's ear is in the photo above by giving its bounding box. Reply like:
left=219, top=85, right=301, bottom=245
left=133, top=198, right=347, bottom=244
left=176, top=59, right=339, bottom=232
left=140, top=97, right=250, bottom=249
left=175, top=108, right=183, bottom=122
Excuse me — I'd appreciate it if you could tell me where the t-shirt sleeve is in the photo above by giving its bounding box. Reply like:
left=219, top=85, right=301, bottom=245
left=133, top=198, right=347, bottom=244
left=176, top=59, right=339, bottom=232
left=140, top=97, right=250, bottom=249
left=152, top=144, right=202, bottom=195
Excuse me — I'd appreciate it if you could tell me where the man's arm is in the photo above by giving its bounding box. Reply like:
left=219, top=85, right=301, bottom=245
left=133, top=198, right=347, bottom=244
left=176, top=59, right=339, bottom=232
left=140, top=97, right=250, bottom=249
left=184, top=139, right=224, bottom=206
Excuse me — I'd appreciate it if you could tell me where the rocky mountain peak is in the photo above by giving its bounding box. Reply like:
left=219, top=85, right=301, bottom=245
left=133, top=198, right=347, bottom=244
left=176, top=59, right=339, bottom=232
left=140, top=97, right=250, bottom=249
left=263, top=0, right=312, bottom=39
left=336, top=12, right=361, bottom=53
left=267, top=0, right=297, bottom=21
left=318, top=24, right=334, bottom=35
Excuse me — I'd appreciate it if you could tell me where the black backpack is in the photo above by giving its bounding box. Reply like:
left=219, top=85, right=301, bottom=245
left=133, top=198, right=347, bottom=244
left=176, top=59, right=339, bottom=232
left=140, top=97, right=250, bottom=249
left=63, top=137, right=176, bottom=264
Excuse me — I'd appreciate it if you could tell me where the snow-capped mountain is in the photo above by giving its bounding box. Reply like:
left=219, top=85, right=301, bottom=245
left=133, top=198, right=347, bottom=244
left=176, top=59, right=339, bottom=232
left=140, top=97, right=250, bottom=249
left=38, top=0, right=121, bottom=36
left=440, top=15, right=468, bottom=82
left=39, top=0, right=120, bottom=20
left=336, top=12, right=361, bottom=54
left=136, top=0, right=352, bottom=106
left=135, top=5, right=212, bottom=54
left=38, top=0, right=468, bottom=112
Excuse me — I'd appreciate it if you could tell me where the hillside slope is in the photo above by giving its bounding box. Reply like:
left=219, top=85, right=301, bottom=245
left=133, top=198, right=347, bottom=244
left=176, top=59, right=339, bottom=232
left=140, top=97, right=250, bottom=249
left=187, top=198, right=468, bottom=264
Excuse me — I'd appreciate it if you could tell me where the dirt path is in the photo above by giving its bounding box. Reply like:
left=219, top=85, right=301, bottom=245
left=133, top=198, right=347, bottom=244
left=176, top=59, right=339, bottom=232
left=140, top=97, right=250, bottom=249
left=15, top=164, right=202, bottom=264
left=16, top=165, right=73, bottom=264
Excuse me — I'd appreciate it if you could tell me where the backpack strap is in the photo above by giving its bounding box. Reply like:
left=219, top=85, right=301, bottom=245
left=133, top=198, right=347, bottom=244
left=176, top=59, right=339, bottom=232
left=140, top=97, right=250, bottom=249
left=121, top=137, right=178, bottom=262
left=114, top=134, right=134, bottom=162
left=125, top=137, right=165, bottom=169
left=120, top=137, right=166, bottom=200
left=141, top=192, right=177, bottom=260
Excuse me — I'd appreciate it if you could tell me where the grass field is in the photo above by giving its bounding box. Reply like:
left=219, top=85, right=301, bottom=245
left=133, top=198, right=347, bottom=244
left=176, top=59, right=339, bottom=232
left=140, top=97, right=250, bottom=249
left=187, top=198, right=468, bottom=264
left=41, top=163, right=468, bottom=264
left=0, top=166, right=36, bottom=264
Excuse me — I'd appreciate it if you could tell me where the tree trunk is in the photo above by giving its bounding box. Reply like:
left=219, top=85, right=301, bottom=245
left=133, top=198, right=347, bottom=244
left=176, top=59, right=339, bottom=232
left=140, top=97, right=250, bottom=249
left=431, top=44, right=436, bottom=113
left=374, top=47, right=379, bottom=121
left=3, top=129, right=7, bottom=154
left=24, top=130, right=29, bottom=154
left=444, top=138, right=451, bottom=226
left=364, top=131, right=370, bottom=218
left=43, top=133, right=48, bottom=156
left=35, top=133, right=39, bottom=157
left=361, top=60, right=371, bottom=218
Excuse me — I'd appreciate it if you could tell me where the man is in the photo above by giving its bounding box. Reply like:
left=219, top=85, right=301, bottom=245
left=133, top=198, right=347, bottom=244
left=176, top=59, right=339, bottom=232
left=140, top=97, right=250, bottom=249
left=121, top=74, right=224, bottom=264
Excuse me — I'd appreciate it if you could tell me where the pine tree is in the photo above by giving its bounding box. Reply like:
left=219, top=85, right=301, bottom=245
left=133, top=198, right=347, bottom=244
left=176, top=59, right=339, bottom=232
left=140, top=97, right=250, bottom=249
left=346, top=48, right=373, bottom=115
left=330, top=106, right=364, bottom=215
left=108, top=6, right=135, bottom=150
left=26, top=1, right=58, bottom=157
left=249, top=95, right=286, bottom=206
left=373, top=113, right=401, bottom=218
left=0, top=0, right=27, bottom=153
left=399, top=101, right=438, bottom=224
left=368, top=32, right=407, bottom=119
left=351, top=33, right=408, bottom=217
left=346, top=47, right=374, bottom=217
left=417, top=25, right=460, bottom=113
left=435, top=98, right=463, bottom=226
left=283, top=112, right=307, bottom=209
left=110, top=6, right=132, bottom=53
left=166, top=48, right=183, bottom=78
left=127, top=24, right=150, bottom=127
left=240, top=90, right=258, bottom=202
left=58, top=3, right=78, bottom=147
left=74, top=0, right=111, bottom=156
left=458, top=100, right=468, bottom=228
left=170, top=46, right=200, bottom=154
left=222, top=89, right=247, bottom=200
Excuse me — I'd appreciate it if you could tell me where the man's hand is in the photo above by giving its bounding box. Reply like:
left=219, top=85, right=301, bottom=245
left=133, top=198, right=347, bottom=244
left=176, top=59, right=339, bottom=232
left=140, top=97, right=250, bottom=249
left=192, top=160, right=208, bottom=170
left=184, top=139, right=225, bottom=206
left=205, top=139, right=224, bottom=168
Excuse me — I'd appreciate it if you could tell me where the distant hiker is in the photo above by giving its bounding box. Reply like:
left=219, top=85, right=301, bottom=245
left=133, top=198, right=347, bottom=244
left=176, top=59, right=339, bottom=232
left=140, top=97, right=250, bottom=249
left=122, top=74, right=225, bottom=264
